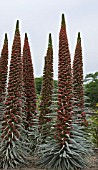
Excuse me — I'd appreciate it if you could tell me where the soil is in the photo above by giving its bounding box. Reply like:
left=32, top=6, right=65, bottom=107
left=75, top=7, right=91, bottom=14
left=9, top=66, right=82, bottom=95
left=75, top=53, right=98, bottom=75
left=0, top=149, right=98, bottom=170
left=84, top=148, right=98, bottom=170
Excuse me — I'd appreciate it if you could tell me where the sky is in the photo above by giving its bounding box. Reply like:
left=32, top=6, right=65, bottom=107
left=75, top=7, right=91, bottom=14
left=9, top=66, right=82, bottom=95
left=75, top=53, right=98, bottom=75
left=0, top=0, right=98, bottom=79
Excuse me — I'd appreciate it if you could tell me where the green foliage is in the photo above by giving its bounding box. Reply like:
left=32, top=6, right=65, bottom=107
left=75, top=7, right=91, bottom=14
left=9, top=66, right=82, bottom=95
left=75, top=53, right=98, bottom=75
left=88, top=108, right=98, bottom=147
left=54, top=79, right=58, bottom=88
left=35, top=77, right=43, bottom=95
left=84, top=72, right=98, bottom=109
left=35, top=77, right=58, bottom=95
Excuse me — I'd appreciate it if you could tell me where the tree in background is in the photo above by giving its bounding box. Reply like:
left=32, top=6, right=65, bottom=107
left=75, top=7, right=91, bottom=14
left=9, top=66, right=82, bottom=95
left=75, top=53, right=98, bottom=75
left=35, top=77, right=43, bottom=95
left=0, top=21, right=28, bottom=169
left=39, top=33, right=53, bottom=129
left=35, top=77, right=57, bottom=95
left=84, top=72, right=98, bottom=109
left=84, top=72, right=98, bottom=146
left=88, top=108, right=98, bottom=147
left=22, top=33, right=37, bottom=129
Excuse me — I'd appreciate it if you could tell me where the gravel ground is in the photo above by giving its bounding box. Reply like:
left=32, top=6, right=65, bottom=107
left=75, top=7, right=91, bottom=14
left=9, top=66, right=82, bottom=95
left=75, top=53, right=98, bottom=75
left=0, top=149, right=98, bottom=170
left=84, top=148, right=98, bottom=170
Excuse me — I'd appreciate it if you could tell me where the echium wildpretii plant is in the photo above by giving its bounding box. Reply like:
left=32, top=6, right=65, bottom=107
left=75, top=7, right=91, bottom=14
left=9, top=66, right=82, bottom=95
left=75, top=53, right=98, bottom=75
left=72, top=32, right=87, bottom=126
left=0, top=21, right=29, bottom=169
left=22, top=33, right=37, bottom=129
left=57, top=13, right=73, bottom=145
left=39, top=33, right=53, bottom=135
left=37, top=14, right=91, bottom=170
left=0, top=34, right=8, bottom=122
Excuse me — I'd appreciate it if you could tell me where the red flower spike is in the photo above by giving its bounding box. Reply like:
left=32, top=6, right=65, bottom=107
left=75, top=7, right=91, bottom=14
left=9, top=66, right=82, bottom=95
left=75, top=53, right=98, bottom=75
left=39, top=33, right=53, bottom=130
left=56, top=14, right=73, bottom=145
left=2, top=20, right=24, bottom=146
left=0, top=33, right=8, bottom=102
left=72, top=32, right=86, bottom=123
left=22, top=33, right=37, bottom=129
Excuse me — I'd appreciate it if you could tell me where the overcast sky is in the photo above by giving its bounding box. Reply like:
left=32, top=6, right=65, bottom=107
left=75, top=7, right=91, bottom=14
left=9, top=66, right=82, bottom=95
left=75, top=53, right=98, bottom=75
left=0, top=0, right=98, bottom=79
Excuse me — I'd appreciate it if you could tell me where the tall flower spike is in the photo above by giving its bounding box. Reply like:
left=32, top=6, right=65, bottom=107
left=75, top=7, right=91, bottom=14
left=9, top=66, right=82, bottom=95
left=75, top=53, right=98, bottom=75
left=22, top=33, right=37, bottom=129
left=0, top=33, right=8, bottom=99
left=72, top=32, right=86, bottom=125
left=0, top=20, right=28, bottom=169
left=39, top=33, right=53, bottom=135
left=57, top=13, right=73, bottom=144
left=0, top=33, right=8, bottom=123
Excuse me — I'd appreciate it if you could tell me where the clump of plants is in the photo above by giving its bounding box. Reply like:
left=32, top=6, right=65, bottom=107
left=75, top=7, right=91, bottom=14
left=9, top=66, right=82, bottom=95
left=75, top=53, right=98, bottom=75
left=36, top=14, right=91, bottom=170
left=0, top=21, right=29, bottom=169
left=0, top=14, right=93, bottom=170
